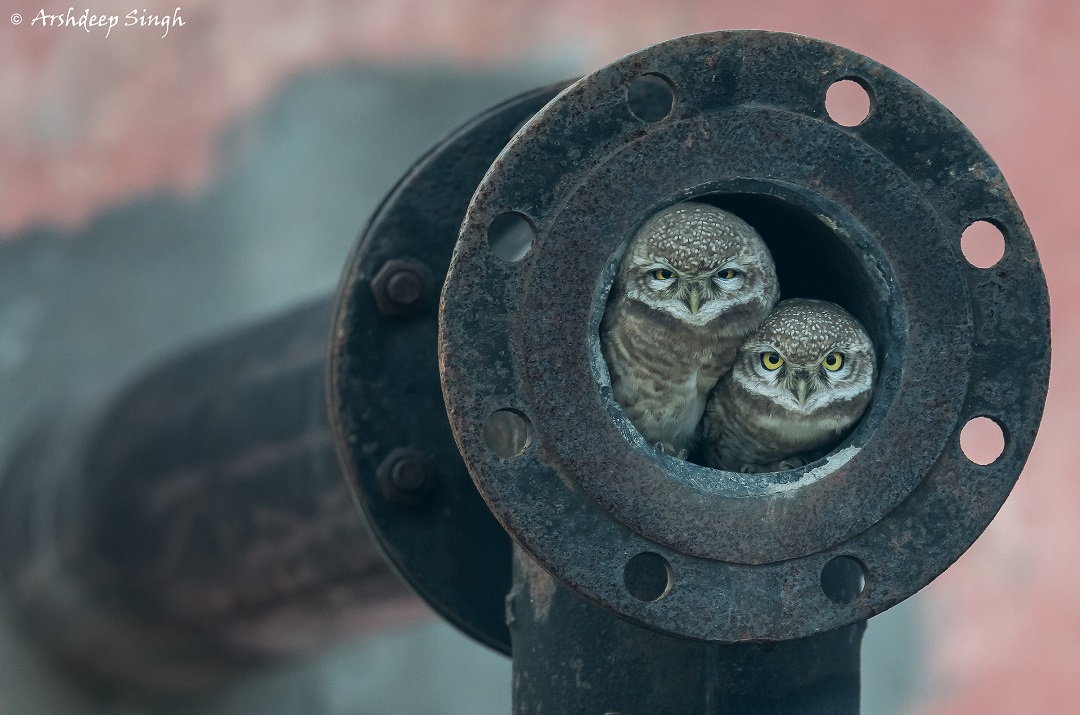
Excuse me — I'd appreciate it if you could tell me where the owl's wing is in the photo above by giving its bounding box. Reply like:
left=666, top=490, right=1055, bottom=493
left=697, top=382, right=730, bottom=469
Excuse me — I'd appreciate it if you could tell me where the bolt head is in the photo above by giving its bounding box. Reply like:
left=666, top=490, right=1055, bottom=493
left=370, top=259, right=433, bottom=317
left=376, top=448, right=436, bottom=505
left=386, top=270, right=423, bottom=306
left=390, top=456, right=429, bottom=492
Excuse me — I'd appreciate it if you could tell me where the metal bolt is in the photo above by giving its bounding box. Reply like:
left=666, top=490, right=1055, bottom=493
left=386, top=270, right=423, bottom=307
left=376, top=448, right=435, bottom=505
left=390, top=455, right=429, bottom=492
left=370, top=259, right=433, bottom=317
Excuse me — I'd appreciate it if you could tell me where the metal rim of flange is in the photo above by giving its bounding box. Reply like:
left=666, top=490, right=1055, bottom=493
left=439, top=30, right=1050, bottom=642
left=329, top=82, right=574, bottom=655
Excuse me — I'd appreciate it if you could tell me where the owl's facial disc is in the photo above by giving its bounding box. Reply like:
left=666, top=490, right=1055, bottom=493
left=801, top=355, right=864, bottom=412
left=631, top=262, right=754, bottom=326
left=742, top=344, right=867, bottom=414
left=616, top=201, right=779, bottom=329
left=672, top=273, right=733, bottom=325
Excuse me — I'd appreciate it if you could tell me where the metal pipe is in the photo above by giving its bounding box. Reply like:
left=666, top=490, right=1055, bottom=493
left=0, top=298, right=426, bottom=692
left=509, top=546, right=863, bottom=714
left=440, top=30, right=1049, bottom=712
left=0, top=32, right=1050, bottom=712
left=0, top=81, right=569, bottom=693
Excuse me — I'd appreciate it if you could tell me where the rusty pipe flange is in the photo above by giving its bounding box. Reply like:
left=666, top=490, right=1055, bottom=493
left=439, top=31, right=1050, bottom=642
left=329, top=83, right=571, bottom=654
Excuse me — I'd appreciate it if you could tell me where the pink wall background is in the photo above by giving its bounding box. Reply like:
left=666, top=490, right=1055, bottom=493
left=3, top=1, right=1077, bottom=711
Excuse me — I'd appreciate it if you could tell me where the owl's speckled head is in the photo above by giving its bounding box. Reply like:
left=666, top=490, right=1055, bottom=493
left=735, top=298, right=876, bottom=416
left=618, top=202, right=779, bottom=329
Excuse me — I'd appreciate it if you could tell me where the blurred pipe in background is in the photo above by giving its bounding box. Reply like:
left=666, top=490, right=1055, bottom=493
left=0, top=298, right=429, bottom=693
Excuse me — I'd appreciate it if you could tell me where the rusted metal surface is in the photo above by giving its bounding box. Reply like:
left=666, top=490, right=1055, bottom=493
left=510, top=546, right=863, bottom=714
left=329, top=83, right=571, bottom=655
left=440, top=31, right=1050, bottom=642
left=0, top=300, right=426, bottom=691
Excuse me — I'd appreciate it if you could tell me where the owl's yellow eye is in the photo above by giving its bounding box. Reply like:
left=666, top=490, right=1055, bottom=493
left=716, top=268, right=739, bottom=280
left=652, top=268, right=675, bottom=281
left=761, top=352, right=784, bottom=371
left=822, top=352, right=845, bottom=371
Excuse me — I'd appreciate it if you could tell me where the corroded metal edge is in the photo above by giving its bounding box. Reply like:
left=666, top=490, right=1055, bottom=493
left=440, top=30, right=1050, bottom=642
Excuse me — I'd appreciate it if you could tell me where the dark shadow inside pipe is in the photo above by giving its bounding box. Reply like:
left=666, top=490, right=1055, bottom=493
left=703, top=192, right=889, bottom=358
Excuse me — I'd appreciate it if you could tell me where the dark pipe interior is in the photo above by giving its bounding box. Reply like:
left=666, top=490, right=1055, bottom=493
left=703, top=192, right=888, bottom=356
left=600, top=190, right=893, bottom=470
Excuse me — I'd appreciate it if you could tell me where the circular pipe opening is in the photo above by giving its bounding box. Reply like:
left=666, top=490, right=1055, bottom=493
left=487, top=211, right=537, bottom=262
left=439, top=28, right=1047, bottom=644
left=960, top=416, right=1007, bottom=466
left=623, top=552, right=673, bottom=602
left=825, top=78, right=873, bottom=127
left=960, top=220, right=1007, bottom=269
left=820, top=555, right=868, bottom=604
left=627, top=74, right=676, bottom=123
left=597, top=188, right=895, bottom=473
left=483, top=409, right=533, bottom=458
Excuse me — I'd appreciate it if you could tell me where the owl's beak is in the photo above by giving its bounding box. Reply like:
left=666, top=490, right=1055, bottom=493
left=686, top=287, right=702, bottom=315
left=792, top=371, right=812, bottom=405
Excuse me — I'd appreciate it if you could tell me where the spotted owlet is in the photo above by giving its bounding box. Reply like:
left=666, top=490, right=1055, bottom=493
left=600, top=202, right=780, bottom=457
left=700, top=298, right=876, bottom=472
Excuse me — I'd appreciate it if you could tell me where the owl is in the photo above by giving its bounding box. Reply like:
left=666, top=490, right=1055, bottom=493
left=600, top=202, right=780, bottom=457
left=700, top=299, right=876, bottom=472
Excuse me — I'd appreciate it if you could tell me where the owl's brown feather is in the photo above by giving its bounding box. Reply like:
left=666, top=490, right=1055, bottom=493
left=701, top=299, right=876, bottom=471
left=600, top=202, right=779, bottom=455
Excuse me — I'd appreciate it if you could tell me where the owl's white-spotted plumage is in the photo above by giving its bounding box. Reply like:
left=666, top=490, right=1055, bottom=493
left=600, top=202, right=779, bottom=456
left=700, top=298, right=876, bottom=472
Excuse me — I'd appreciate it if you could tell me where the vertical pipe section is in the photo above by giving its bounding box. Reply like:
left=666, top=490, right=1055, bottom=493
left=0, top=298, right=425, bottom=692
left=510, top=545, right=864, bottom=714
